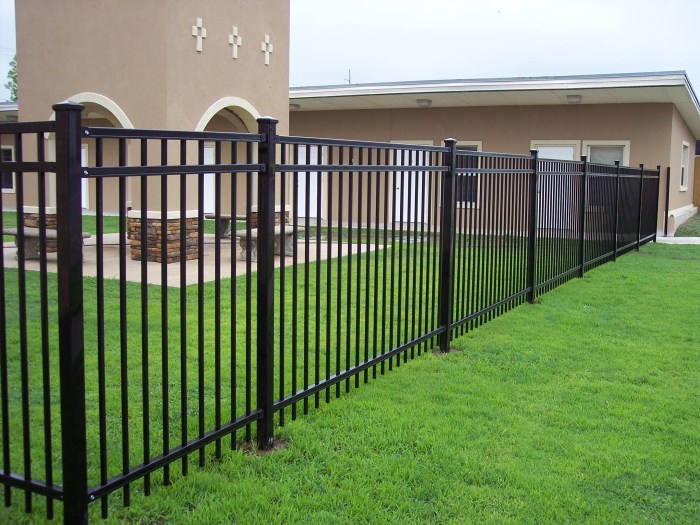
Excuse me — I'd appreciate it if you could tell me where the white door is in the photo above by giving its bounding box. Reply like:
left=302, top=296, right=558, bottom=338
left=297, top=145, right=320, bottom=219
left=203, top=145, right=215, bottom=213
left=536, top=145, right=575, bottom=230
left=80, top=145, right=89, bottom=209
left=392, top=144, right=429, bottom=224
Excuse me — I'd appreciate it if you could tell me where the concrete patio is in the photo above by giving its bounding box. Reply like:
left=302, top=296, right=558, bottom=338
left=2, top=233, right=376, bottom=287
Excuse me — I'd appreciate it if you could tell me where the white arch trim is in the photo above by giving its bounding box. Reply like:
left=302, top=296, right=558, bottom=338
left=48, top=92, right=134, bottom=129
left=195, top=96, right=261, bottom=133
left=45, top=93, right=134, bottom=207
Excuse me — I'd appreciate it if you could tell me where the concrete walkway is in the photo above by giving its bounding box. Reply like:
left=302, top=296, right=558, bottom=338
left=3, top=233, right=378, bottom=287
left=655, top=236, right=700, bottom=245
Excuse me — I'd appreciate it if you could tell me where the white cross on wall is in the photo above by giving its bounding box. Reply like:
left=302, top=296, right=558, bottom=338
left=261, top=34, right=273, bottom=66
left=192, top=18, right=207, bottom=52
left=229, top=27, right=242, bottom=59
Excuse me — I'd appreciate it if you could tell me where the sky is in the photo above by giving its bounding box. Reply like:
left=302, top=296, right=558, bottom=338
left=1, top=0, right=699, bottom=100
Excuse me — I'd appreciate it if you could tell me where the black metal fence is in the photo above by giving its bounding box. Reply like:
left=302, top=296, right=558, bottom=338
left=0, top=103, right=660, bottom=523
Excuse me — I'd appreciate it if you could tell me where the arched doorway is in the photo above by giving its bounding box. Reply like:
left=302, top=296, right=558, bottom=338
left=195, top=97, right=261, bottom=215
left=48, top=92, right=133, bottom=212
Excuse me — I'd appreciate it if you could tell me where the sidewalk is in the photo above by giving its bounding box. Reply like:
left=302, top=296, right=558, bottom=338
left=655, top=236, right=700, bottom=245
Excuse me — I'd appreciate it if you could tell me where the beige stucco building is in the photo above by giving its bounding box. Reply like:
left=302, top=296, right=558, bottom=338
left=2, top=3, right=699, bottom=236
left=3, top=0, right=290, bottom=215
left=289, top=72, right=700, bottom=235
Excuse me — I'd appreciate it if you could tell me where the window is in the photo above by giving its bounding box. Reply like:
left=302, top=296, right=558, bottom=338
left=456, top=142, right=482, bottom=207
left=1, top=146, right=14, bottom=193
left=531, top=140, right=580, bottom=161
left=583, top=140, right=630, bottom=166
left=680, top=141, right=689, bottom=191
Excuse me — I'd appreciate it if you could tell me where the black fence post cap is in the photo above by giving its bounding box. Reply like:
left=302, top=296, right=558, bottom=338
left=257, top=116, right=279, bottom=124
left=52, top=100, right=85, bottom=112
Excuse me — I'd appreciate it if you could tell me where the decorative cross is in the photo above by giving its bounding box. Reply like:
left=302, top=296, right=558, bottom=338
left=260, top=34, right=273, bottom=65
left=228, top=26, right=242, bottom=59
left=192, top=18, right=207, bottom=52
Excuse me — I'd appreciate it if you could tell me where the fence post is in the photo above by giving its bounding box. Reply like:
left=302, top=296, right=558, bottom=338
left=654, top=165, right=661, bottom=242
left=578, top=155, right=588, bottom=277
left=437, top=139, right=457, bottom=352
left=256, top=117, right=278, bottom=450
left=526, top=149, right=539, bottom=303
left=613, top=160, right=620, bottom=262
left=54, top=101, right=88, bottom=524
left=664, top=166, right=670, bottom=237
left=636, top=163, right=644, bottom=251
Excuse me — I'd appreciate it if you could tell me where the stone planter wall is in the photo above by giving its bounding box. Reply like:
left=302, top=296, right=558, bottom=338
left=128, top=217, right=198, bottom=263
left=249, top=210, right=290, bottom=228
left=23, top=212, right=58, bottom=252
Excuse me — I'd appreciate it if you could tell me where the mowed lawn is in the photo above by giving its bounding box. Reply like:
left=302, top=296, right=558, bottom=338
left=2, top=243, right=699, bottom=523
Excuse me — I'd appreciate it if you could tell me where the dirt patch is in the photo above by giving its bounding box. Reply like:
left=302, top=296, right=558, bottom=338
left=432, top=347, right=461, bottom=356
left=237, top=437, right=288, bottom=456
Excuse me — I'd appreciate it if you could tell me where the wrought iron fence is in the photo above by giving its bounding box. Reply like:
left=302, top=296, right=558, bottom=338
left=0, top=103, right=660, bottom=523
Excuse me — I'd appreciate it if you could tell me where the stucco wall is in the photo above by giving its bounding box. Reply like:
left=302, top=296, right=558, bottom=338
left=695, top=156, right=700, bottom=207
left=290, top=103, right=687, bottom=233
left=290, top=103, right=672, bottom=165
left=16, top=0, right=290, bottom=132
left=14, top=0, right=289, bottom=213
left=668, top=107, right=696, bottom=210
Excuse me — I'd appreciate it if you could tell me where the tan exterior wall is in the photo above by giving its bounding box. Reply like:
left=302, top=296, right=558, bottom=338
left=659, top=107, right=697, bottom=234
left=695, top=156, right=700, bottom=206
left=668, top=107, right=696, bottom=209
left=15, top=0, right=289, bottom=214
left=290, top=103, right=690, bottom=233
left=290, top=103, right=672, bottom=164
left=17, top=0, right=289, bottom=131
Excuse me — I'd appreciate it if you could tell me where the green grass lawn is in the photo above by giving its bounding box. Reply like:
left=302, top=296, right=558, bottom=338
left=0, top=243, right=697, bottom=523
left=674, top=214, right=700, bottom=237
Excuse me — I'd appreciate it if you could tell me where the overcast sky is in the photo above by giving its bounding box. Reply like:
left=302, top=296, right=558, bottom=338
left=1, top=0, right=699, bottom=100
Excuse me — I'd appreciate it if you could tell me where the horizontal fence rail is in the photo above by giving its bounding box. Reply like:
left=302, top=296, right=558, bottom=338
left=0, top=105, right=661, bottom=523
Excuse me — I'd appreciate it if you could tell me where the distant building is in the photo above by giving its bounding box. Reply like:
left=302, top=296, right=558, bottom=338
left=290, top=72, right=700, bottom=234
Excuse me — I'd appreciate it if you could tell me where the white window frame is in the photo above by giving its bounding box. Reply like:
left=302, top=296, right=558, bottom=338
left=582, top=140, right=630, bottom=166
left=530, top=140, right=581, bottom=160
left=1, top=145, right=15, bottom=194
left=456, top=141, right=482, bottom=208
left=680, top=141, right=689, bottom=192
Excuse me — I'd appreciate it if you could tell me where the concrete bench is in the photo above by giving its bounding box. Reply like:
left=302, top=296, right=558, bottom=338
left=237, top=225, right=304, bottom=261
left=204, top=213, right=246, bottom=238
left=3, top=227, right=92, bottom=260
